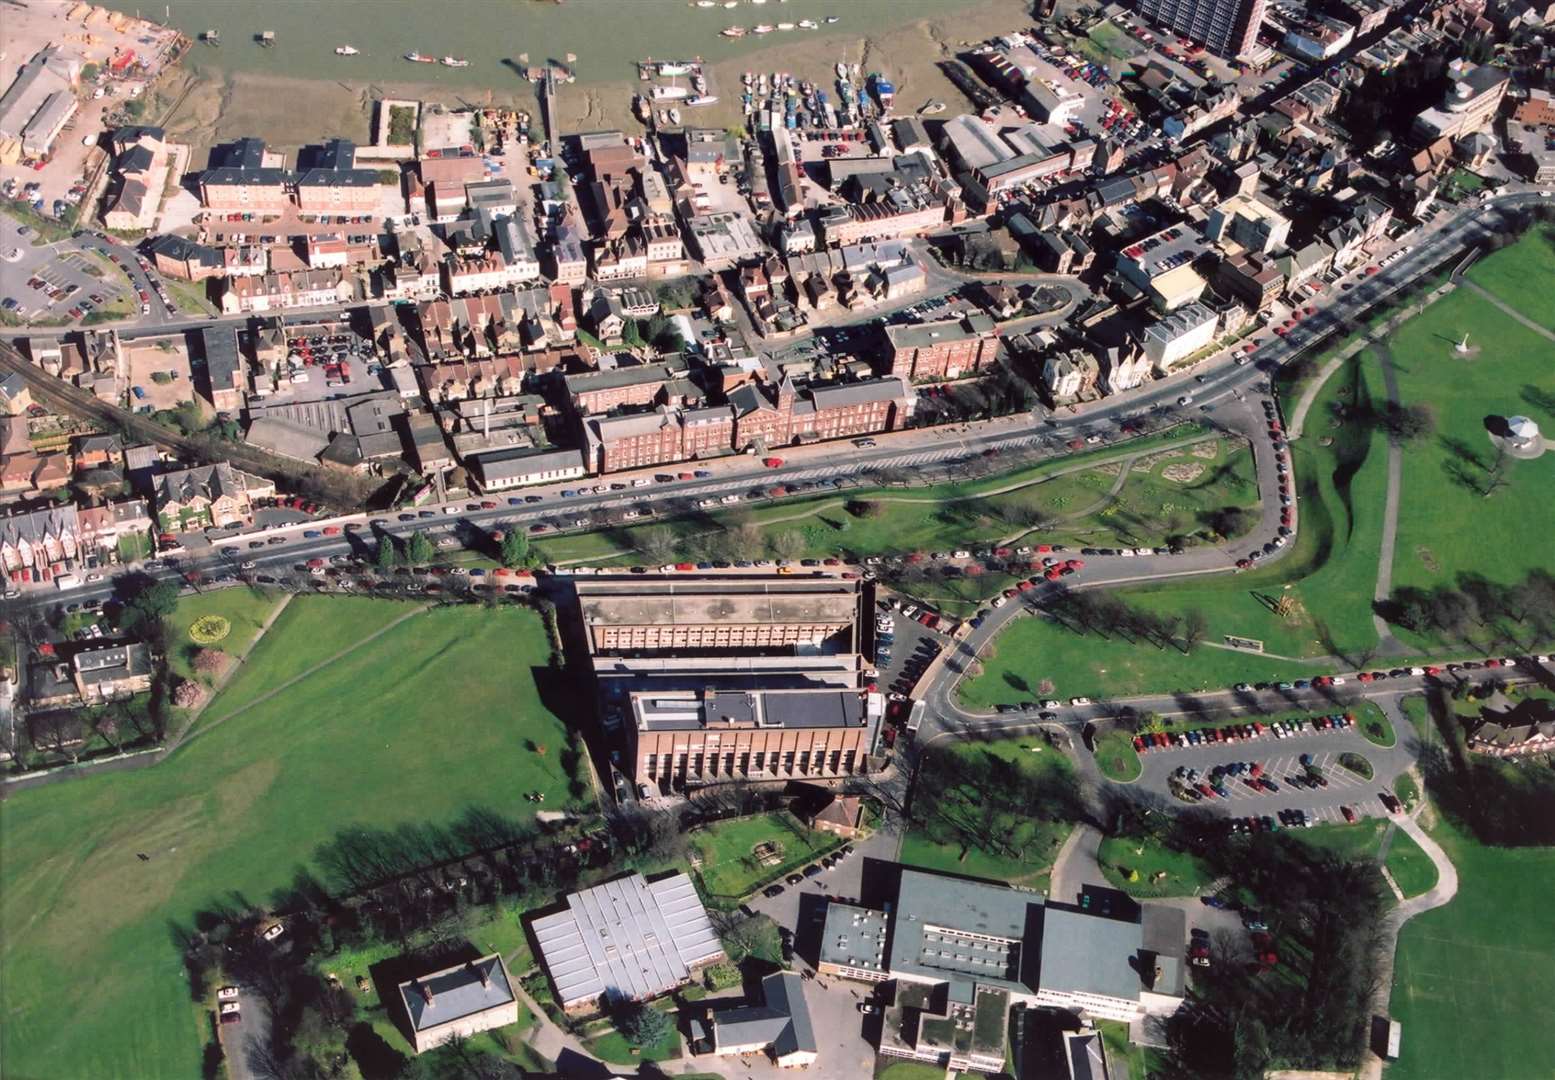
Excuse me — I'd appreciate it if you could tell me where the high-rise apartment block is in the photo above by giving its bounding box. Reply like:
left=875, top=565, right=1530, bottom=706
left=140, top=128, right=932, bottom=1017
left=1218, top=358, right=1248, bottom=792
left=1134, top=0, right=1267, bottom=58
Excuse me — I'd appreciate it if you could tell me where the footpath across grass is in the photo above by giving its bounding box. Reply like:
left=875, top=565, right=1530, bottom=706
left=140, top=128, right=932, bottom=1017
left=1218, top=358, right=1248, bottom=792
left=1387, top=818, right=1555, bottom=1080
left=0, top=601, right=581, bottom=1080
left=165, top=586, right=283, bottom=686
left=1464, top=225, right=1555, bottom=332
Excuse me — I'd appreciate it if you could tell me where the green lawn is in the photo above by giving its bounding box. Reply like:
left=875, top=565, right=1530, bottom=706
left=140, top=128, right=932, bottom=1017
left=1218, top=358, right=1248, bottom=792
left=1393, top=771, right=1421, bottom=811
left=961, top=351, right=1399, bottom=706
left=877, top=1061, right=954, bottom=1080
left=960, top=615, right=1314, bottom=705
left=901, top=737, right=1078, bottom=887
left=1086, top=20, right=1139, bottom=60
left=1387, top=817, right=1555, bottom=1080
left=1093, top=729, right=1142, bottom=781
left=1465, top=225, right=1555, bottom=331
left=688, top=811, right=842, bottom=904
left=0, top=601, right=582, bottom=1080
left=1384, top=271, right=1555, bottom=609
left=194, top=595, right=417, bottom=721
left=583, top=1003, right=681, bottom=1064
left=535, top=424, right=1217, bottom=569
left=1383, top=828, right=1438, bottom=900
left=165, top=586, right=284, bottom=687
left=1096, top=835, right=1213, bottom=898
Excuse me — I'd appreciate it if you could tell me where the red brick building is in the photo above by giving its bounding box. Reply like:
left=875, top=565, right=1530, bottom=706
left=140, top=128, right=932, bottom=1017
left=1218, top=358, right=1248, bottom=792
left=883, top=313, right=1000, bottom=381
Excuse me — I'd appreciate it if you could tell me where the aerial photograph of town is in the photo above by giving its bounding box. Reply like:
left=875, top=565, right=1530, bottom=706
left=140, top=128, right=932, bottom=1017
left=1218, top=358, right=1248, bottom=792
left=0, top=0, right=1552, bottom=1077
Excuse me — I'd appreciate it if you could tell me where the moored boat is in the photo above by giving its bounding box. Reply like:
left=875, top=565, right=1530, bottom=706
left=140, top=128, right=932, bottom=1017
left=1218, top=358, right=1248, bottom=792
left=335, top=45, right=359, bottom=56
left=753, top=24, right=773, bottom=33
left=441, top=56, right=470, bottom=67
left=722, top=25, right=747, bottom=36
left=404, top=51, right=434, bottom=63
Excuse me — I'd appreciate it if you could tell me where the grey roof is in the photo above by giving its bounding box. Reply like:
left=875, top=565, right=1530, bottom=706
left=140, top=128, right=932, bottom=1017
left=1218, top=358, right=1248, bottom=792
left=567, top=362, right=677, bottom=396
left=532, top=872, right=723, bottom=1007
left=0, top=505, right=80, bottom=548
left=119, top=144, right=156, bottom=175
left=398, top=954, right=515, bottom=1033
left=819, top=902, right=890, bottom=974
left=581, top=582, right=857, bottom=629
left=201, top=327, right=243, bottom=391
left=888, top=868, right=1040, bottom=996
left=1065, top=1030, right=1110, bottom=1080
left=1037, top=906, right=1145, bottom=1003
left=149, top=233, right=222, bottom=270
left=807, top=377, right=906, bottom=410
left=885, top=314, right=995, bottom=351
left=632, top=687, right=866, bottom=733
left=470, top=446, right=584, bottom=483
left=73, top=643, right=152, bottom=686
left=245, top=417, right=331, bottom=462
left=156, top=463, right=249, bottom=506
left=713, top=972, right=816, bottom=1058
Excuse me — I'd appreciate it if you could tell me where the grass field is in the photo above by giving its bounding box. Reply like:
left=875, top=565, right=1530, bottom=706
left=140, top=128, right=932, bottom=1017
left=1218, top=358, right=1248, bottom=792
left=1387, top=817, right=1555, bottom=1080
left=1383, top=828, right=1438, bottom=900
left=0, top=600, right=581, bottom=1080
left=1096, top=835, right=1213, bottom=898
left=1465, top=226, right=1555, bottom=332
left=194, top=595, right=418, bottom=721
left=900, top=737, right=1077, bottom=887
left=960, top=351, right=1396, bottom=706
left=960, top=615, right=1314, bottom=705
left=1383, top=265, right=1555, bottom=604
left=165, top=586, right=284, bottom=686
left=688, top=811, right=842, bottom=904
left=1093, top=729, right=1142, bottom=781
left=532, top=425, right=1225, bottom=570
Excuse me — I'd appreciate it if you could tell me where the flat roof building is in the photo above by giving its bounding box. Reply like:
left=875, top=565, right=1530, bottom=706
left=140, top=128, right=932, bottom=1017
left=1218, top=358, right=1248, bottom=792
left=531, top=873, right=724, bottom=1013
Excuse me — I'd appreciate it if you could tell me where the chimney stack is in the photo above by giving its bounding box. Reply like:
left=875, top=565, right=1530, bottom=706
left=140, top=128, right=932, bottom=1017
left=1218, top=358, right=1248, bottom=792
left=419, top=982, right=434, bottom=1006
left=476, top=962, right=491, bottom=989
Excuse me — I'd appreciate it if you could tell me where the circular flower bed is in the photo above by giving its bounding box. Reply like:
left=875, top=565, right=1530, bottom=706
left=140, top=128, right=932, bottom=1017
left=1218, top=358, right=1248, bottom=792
left=188, top=614, right=232, bottom=645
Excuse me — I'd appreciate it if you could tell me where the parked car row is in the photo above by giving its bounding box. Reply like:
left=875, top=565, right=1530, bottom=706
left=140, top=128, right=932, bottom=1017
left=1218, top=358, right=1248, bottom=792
left=763, top=843, right=855, bottom=898
left=1135, top=713, right=1353, bottom=754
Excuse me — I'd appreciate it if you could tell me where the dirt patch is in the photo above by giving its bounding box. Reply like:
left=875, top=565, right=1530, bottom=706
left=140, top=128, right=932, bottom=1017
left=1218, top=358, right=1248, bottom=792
left=1161, top=462, right=1206, bottom=484
left=1190, top=440, right=1221, bottom=459
left=1415, top=546, right=1440, bottom=574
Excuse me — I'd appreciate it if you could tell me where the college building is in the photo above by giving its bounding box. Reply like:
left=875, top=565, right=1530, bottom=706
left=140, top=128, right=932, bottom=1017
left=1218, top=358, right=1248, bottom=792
left=396, top=954, right=519, bottom=1053
left=819, top=870, right=1186, bottom=1071
left=574, top=575, right=883, bottom=793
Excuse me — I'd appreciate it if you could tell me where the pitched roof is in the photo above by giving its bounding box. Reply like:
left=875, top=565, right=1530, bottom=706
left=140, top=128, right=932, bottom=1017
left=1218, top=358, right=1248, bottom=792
left=398, top=954, right=515, bottom=1033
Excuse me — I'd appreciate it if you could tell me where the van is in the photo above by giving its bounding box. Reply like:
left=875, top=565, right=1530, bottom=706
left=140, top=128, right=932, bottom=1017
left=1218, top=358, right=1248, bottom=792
left=55, top=573, right=81, bottom=590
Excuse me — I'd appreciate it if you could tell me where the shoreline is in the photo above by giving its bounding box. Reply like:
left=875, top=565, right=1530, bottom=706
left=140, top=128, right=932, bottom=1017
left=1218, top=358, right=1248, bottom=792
left=155, top=0, right=1036, bottom=162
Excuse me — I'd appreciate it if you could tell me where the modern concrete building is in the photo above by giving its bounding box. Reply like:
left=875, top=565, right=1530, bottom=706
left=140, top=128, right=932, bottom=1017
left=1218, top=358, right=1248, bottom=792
left=1205, top=195, right=1292, bottom=256
left=823, top=869, right=1185, bottom=1071
left=1411, top=60, right=1510, bottom=143
left=396, top=954, right=519, bottom=1053
left=1133, top=0, right=1268, bottom=58
left=531, top=873, right=725, bottom=1013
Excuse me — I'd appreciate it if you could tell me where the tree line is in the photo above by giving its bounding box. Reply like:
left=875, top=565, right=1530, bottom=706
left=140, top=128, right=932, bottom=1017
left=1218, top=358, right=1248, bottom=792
left=1376, top=568, right=1555, bottom=652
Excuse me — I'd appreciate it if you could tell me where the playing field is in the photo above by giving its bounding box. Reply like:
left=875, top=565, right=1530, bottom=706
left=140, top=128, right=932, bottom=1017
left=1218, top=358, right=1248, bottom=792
left=1464, top=226, right=1555, bottom=332
left=1384, top=248, right=1555, bottom=604
left=0, top=600, right=581, bottom=1080
left=1387, top=819, right=1555, bottom=1080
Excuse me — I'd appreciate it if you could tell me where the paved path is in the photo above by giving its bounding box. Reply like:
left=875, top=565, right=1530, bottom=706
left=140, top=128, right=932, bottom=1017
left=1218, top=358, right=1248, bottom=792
left=1049, top=823, right=1103, bottom=905
left=1370, top=338, right=1408, bottom=656
left=1359, top=810, right=1460, bottom=1080
left=1459, top=279, right=1555, bottom=343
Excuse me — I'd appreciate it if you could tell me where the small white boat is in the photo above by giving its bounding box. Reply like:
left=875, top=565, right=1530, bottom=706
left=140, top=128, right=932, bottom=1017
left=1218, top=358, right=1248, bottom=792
left=441, top=56, right=469, bottom=67
left=836, top=61, right=847, bottom=78
left=696, top=0, right=717, bottom=7
left=751, top=0, right=767, bottom=5
left=798, top=19, right=818, bottom=29
left=724, top=0, right=738, bottom=7
left=777, top=22, right=795, bottom=31
left=723, top=25, right=747, bottom=36
left=659, top=61, right=693, bottom=75
left=670, top=107, right=682, bottom=124
left=825, top=15, right=840, bottom=23
left=688, top=94, right=719, bottom=106
left=335, top=45, right=359, bottom=56
left=753, top=24, right=773, bottom=33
